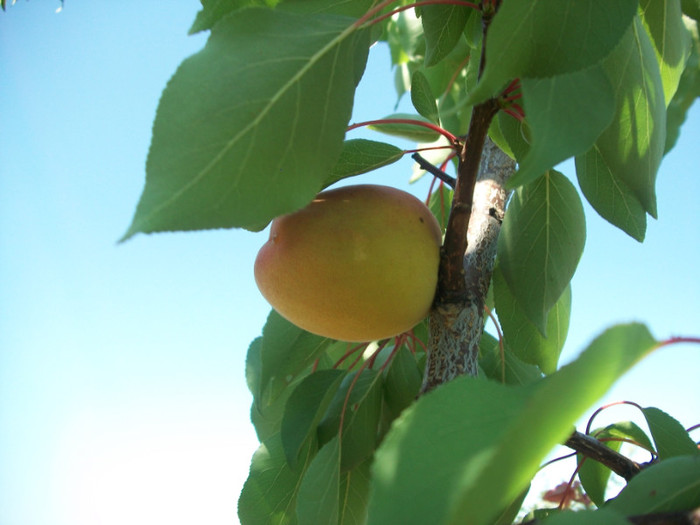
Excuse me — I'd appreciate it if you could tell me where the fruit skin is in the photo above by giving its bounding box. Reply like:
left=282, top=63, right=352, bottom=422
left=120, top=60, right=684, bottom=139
left=254, top=184, right=442, bottom=342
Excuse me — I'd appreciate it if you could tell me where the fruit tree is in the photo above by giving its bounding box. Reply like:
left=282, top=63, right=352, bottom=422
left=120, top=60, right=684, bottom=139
left=120, top=1, right=700, bottom=524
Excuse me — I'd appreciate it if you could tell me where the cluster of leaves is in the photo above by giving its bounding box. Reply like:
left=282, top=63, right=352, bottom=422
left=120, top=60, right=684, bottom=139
left=115, top=0, right=700, bottom=523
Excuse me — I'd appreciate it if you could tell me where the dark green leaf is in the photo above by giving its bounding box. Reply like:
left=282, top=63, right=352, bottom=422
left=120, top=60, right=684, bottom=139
left=318, top=369, right=383, bottom=471
left=497, top=171, right=586, bottom=334
left=122, top=8, right=370, bottom=239
left=607, top=455, right=700, bottom=515
left=683, top=0, right=700, bottom=20
left=495, top=111, right=531, bottom=163
left=382, top=346, right=422, bottom=418
left=411, top=70, right=440, bottom=123
left=281, top=369, right=345, bottom=468
left=258, top=311, right=342, bottom=404
left=238, top=434, right=314, bottom=525
left=509, top=66, right=616, bottom=188
left=642, top=407, right=700, bottom=459
left=339, top=459, right=372, bottom=525
left=478, top=331, right=543, bottom=386
left=278, top=0, right=375, bottom=17
left=493, top=486, right=530, bottom=525
left=367, top=324, right=657, bottom=525
left=469, top=0, right=638, bottom=103
left=420, top=4, right=472, bottom=66
left=595, top=16, right=666, bottom=218
left=493, top=267, right=571, bottom=374
left=575, top=146, right=647, bottom=242
left=427, top=182, right=453, bottom=232
left=296, top=437, right=340, bottom=525
left=368, top=113, right=441, bottom=142
left=639, top=0, right=691, bottom=105
left=324, top=139, right=403, bottom=187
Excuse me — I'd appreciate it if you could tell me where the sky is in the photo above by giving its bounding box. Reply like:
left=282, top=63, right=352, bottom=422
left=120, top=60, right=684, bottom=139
left=1, top=3, right=699, bottom=525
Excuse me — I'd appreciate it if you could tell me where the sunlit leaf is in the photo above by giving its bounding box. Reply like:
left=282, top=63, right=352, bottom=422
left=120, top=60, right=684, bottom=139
left=367, top=324, right=657, bottom=525
left=122, top=8, right=370, bottom=239
left=497, top=171, right=586, bottom=334
left=575, top=145, right=647, bottom=242
left=469, top=0, right=638, bottom=103
left=509, top=66, right=615, bottom=188
left=420, top=3, right=472, bottom=66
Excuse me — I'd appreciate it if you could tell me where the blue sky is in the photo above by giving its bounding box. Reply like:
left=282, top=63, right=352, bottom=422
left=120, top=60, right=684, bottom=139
left=1, top=3, right=698, bottom=524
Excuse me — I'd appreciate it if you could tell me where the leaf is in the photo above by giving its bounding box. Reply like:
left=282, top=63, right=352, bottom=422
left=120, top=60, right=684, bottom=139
left=493, top=267, right=571, bottom=374
left=683, top=0, right=700, bottom=20
left=188, top=0, right=278, bottom=34
left=575, top=146, right=647, bottom=242
left=639, top=0, right=691, bottom=106
left=238, top=433, right=313, bottom=525
left=324, top=139, right=404, bottom=187
left=368, top=113, right=441, bottom=142
left=594, top=16, right=666, bottom=218
left=607, top=455, right=700, bottom=515
left=642, top=407, right=700, bottom=459
left=497, top=171, right=586, bottom=334
left=427, top=182, right=453, bottom=232
left=420, top=3, right=472, bottom=66
left=339, top=459, right=372, bottom=525
left=411, top=70, right=440, bottom=124
left=367, top=324, right=657, bottom=525
left=296, top=437, right=341, bottom=525
left=382, top=346, right=422, bottom=418
left=665, top=25, right=700, bottom=153
left=122, top=8, right=370, bottom=239
left=478, top=332, right=543, bottom=386
left=509, top=66, right=616, bottom=188
left=281, top=369, right=345, bottom=468
left=258, top=311, right=343, bottom=404
left=469, top=0, right=638, bottom=103
left=318, top=369, right=384, bottom=471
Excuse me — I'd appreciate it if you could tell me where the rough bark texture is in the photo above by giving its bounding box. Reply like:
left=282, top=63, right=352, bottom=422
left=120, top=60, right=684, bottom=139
left=421, top=138, right=515, bottom=393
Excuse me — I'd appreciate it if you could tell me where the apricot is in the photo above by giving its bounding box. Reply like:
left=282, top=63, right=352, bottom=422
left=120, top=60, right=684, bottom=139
left=254, top=184, right=442, bottom=342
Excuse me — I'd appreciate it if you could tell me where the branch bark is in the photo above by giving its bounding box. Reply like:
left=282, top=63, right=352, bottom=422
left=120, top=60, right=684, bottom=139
left=564, top=430, right=643, bottom=481
left=421, top=138, right=515, bottom=393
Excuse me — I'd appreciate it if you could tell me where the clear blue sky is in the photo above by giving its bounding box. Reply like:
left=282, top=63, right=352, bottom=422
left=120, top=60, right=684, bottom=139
left=1, top=3, right=698, bottom=525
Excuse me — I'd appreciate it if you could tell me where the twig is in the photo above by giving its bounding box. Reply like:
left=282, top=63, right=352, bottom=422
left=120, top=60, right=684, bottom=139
left=411, top=153, right=456, bottom=188
left=564, top=430, right=643, bottom=481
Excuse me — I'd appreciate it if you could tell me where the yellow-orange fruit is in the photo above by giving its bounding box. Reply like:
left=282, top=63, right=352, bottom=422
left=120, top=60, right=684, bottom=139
left=254, top=184, right=442, bottom=342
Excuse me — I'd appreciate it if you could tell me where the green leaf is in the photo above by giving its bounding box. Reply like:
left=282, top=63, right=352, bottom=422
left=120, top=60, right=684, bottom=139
left=537, top=509, right=629, bottom=525
left=594, top=16, right=666, bottom=218
left=509, top=66, right=616, bottom=188
left=642, top=407, right=700, bottom=459
left=469, top=0, right=638, bottom=103
left=411, top=70, right=440, bottom=124
left=367, top=323, right=657, bottom=525
left=324, top=139, right=404, bottom=187
left=497, top=171, right=586, bottom=334
left=493, top=486, right=530, bottom=525
left=277, top=0, right=375, bottom=17
left=281, top=369, right=345, bottom=468
left=427, top=182, right=453, bottom=232
left=665, top=25, right=700, bottom=153
left=478, top=332, right=543, bottom=386
left=683, top=0, right=700, bottom=20
left=189, top=0, right=278, bottom=34
left=575, top=146, right=647, bottom=242
left=382, top=346, right=422, bottom=418
left=607, top=455, right=700, bottom=515
left=122, top=8, right=370, bottom=239
left=296, top=437, right=341, bottom=525
left=238, top=433, right=313, bottom=525
left=420, top=4, right=472, bottom=66
left=258, top=311, right=342, bottom=404
left=495, top=111, right=532, bottom=162
left=368, top=113, right=441, bottom=142
left=339, top=459, right=372, bottom=525
left=318, top=369, right=383, bottom=471
left=493, top=267, right=571, bottom=374
left=639, top=0, right=691, bottom=106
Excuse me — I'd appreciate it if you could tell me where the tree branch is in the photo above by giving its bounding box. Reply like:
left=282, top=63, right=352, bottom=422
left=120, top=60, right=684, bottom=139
left=564, top=430, right=643, bottom=481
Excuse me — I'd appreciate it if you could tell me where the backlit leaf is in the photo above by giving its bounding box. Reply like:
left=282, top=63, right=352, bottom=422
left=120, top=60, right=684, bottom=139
left=420, top=3, right=472, bottom=66
left=642, top=406, right=700, bottom=459
left=411, top=70, right=440, bottom=124
left=296, top=438, right=341, bottom=525
left=122, top=8, right=370, bottom=239
left=368, top=113, right=441, bottom=142
left=469, top=0, right=637, bottom=103
left=575, top=145, right=647, bottom=242
left=324, top=139, right=403, bottom=187
left=497, top=171, right=586, bottom=334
